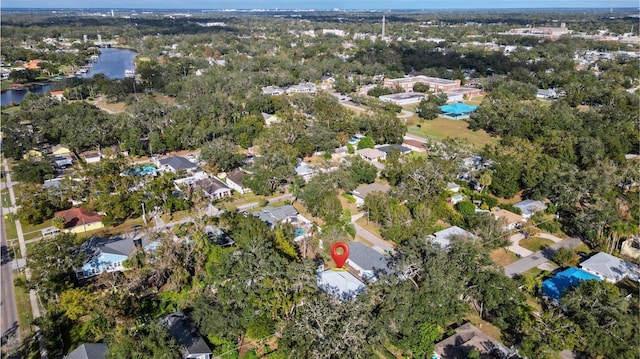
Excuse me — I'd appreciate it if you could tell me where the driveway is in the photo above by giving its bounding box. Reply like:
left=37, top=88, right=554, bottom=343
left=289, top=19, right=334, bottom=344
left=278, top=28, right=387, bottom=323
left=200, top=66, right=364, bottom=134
left=504, top=237, right=584, bottom=277
left=507, top=233, right=533, bottom=257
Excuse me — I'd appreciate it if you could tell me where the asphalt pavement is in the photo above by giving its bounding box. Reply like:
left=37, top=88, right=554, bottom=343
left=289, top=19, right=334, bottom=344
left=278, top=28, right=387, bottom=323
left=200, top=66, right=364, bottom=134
left=1, top=214, right=20, bottom=346
left=504, top=237, right=583, bottom=277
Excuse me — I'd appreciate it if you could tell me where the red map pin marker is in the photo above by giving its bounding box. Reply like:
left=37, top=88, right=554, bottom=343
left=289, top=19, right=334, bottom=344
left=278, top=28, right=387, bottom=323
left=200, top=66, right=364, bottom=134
left=331, top=242, right=350, bottom=269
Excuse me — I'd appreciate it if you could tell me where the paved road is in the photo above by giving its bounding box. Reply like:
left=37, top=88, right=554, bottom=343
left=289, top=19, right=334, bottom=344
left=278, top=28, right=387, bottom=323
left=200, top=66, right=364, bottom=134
left=504, top=237, right=584, bottom=277
left=1, top=214, right=20, bottom=347
left=351, top=213, right=395, bottom=255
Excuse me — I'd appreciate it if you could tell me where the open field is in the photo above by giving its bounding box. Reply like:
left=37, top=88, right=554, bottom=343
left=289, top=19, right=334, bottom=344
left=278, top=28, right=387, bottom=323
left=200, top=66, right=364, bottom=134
left=92, top=97, right=126, bottom=113
left=407, top=117, right=497, bottom=148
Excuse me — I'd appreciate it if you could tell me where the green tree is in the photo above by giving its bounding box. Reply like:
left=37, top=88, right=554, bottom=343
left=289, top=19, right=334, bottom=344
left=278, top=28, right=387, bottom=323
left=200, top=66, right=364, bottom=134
left=456, top=200, right=476, bottom=216
left=357, top=136, right=375, bottom=150
left=552, top=247, right=575, bottom=267
left=412, top=82, right=429, bottom=93
left=12, top=159, right=55, bottom=183
left=107, top=322, right=181, bottom=359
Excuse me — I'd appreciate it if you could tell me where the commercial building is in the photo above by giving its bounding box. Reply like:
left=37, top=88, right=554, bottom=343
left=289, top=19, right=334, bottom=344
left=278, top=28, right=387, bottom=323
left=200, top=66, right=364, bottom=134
left=383, top=75, right=461, bottom=92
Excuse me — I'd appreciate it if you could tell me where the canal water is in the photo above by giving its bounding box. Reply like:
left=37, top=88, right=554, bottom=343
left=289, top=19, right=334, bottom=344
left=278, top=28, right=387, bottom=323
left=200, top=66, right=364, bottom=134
left=1, top=48, right=136, bottom=106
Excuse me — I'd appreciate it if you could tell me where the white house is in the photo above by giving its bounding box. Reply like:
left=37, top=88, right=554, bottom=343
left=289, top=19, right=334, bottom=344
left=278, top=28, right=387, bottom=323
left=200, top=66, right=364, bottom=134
left=262, top=86, right=285, bottom=96
left=579, top=252, right=640, bottom=283
left=428, top=226, right=477, bottom=249
left=513, top=199, right=547, bottom=219
left=317, top=268, right=366, bottom=301
left=356, top=148, right=386, bottom=163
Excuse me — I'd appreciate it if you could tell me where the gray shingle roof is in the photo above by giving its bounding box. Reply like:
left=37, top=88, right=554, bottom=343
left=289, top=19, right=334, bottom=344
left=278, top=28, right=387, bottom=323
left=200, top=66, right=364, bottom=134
left=377, top=144, right=412, bottom=154
left=254, top=205, right=298, bottom=227
left=347, top=242, right=394, bottom=276
left=162, top=312, right=212, bottom=357
left=352, top=183, right=390, bottom=200
left=580, top=252, right=640, bottom=283
left=81, top=237, right=136, bottom=259
left=159, top=156, right=198, bottom=171
left=65, top=343, right=108, bottom=359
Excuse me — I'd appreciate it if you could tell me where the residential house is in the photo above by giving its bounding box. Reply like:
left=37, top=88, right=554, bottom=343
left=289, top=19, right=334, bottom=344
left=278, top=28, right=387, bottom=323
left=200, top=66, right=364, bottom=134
left=262, top=86, right=286, bottom=96
left=286, top=82, right=317, bottom=95
left=346, top=242, right=394, bottom=280
left=317, top=268, right=366, bottom=301
left=191, top=177, right=232, bottom=200
left=49, top=90, right=66, bottom=101
left=492, top=208, right=525, bottom=231
left=513, top=199, right=547, bottom=219
left=433, top=322, right=516, bottom=359
left=447, top=194, right=464, bottom=205
left=162, top=312, right=213, bottom=359
left=204, top=226, right=235, bottom=247
left=158, top=155, right=201, bottom=174
left=295, top=161, right=316, bottom=182
left=351, top=183, right=391, bottom=207
left=356, top=148, right=386, bottom=163
left=537, top=88, right=558, bottom=99
left=261, top=112, right=281, bottom=127
left=376, top=144, right=412, bottom=156
left=64, top=343, right=108, bottom=359
left=75, top=236, right=136, bottom=279
left=54, top=207, right=104, bottom=234
left=54, top=154, right=74, bottom=168
left=445, top=182, right=461, bottom=193
left=542, top=267, right=600, bottom=300
left=579, top=252, right=640, bottom=283
left=402, top=139, right=427, bottom=152
left=254, top=205, right=299, bottom=227
left=82, top=151, right=102, bottom=164
left=51, top=144, right=72, bottom=156
left=332, top=146, right=349, bottom=159
left=428, top=226, right=477, bottom=249
left=319, top=75, right=335, bottom=90
left=23, top=149, right=44, bottom=160
left=223, top=168, right=252, bottom=195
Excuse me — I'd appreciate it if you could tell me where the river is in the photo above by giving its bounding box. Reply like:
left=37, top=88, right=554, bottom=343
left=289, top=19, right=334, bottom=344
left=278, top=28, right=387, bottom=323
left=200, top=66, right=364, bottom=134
left=1, top=48, right=136, bottom=106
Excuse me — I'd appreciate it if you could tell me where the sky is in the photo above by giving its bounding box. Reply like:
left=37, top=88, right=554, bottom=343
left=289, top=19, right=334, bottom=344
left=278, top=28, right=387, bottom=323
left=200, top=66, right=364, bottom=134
left=2, top=0, right=638, bottom=9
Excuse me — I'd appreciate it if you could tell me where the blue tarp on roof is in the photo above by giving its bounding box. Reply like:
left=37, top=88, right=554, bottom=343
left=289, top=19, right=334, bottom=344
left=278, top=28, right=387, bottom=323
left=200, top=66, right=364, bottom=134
left=542, top=267, right=601, bottom=300
left=439, top=103, right=478, bottom=116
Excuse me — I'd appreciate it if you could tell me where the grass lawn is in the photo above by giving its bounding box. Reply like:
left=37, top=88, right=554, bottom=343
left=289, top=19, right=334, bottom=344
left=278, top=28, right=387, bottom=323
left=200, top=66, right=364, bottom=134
left=519, top=237, right=554, bottom=252
left=292, top=201, right=325, bottom=226
left=490, top=247, right=520, bottom=267
left=407, top=117, right=498, bottom=148
left=92, top=97, right=126, bottom=113
left=4, top=213, right=19, bottom=240
left=337, top=190, right=359, bottom=215
left=464, top=312, right=503, bottom=342
left=21, top=218, right=54, bottom=235
left=1, top=188, right=12, bottom=207
left=13, top=273, right=34, bottom=339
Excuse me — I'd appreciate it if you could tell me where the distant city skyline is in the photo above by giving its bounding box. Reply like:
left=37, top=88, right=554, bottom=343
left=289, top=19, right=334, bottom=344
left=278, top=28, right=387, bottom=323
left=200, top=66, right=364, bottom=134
left=1, top=0, right=637, bottom=9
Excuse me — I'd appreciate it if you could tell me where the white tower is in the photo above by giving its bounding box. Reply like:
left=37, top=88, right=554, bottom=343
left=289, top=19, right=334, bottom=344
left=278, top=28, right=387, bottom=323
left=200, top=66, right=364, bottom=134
left=111, top=9, right=114, bottom=17
left=97, top=34, right=102, bottom=44
left=382, top=16, right=386, bottom=38
left=83, top=34, right=88, bottom=43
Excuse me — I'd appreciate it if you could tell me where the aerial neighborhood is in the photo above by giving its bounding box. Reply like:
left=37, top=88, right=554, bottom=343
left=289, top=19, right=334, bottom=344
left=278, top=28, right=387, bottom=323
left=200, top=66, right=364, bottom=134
left=1, top=5, right=639, bottom=359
